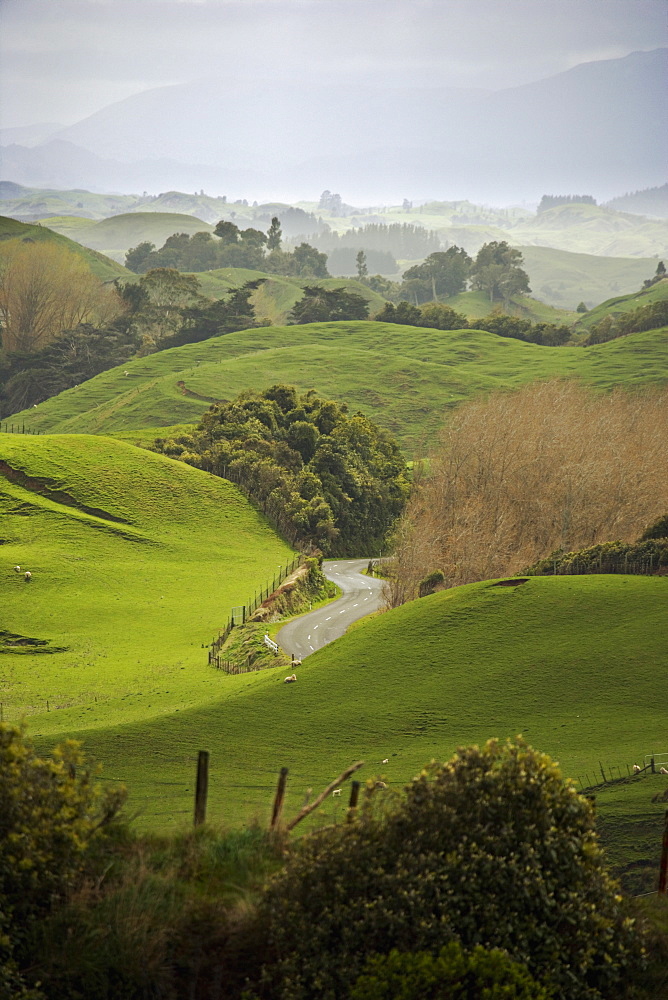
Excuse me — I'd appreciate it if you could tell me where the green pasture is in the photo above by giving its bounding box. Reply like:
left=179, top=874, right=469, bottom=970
left=518, top=245, right=659, bottom=311
left=40, top=212, right=215, bottom=264
left=194, top=268, right=388, bottom=324
left=575, top=278, right=668, bottom=330
left=0, top=433, right=296, bottom=732
left=22, top=572, right=668, bottom=890
left=9, top=322, right=668, bottom=457
left=0, top=215, right=131, bottom=282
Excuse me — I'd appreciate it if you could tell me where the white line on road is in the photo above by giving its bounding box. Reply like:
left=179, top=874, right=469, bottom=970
left=314, top=624, right=319, bottom=629
left=307, top=635, right=311, bottom=640
left=339, top=609, right=346, bottom=614
left=309, top=644, right=314, bottom=651
left=325, top=616, right=332, bottom=621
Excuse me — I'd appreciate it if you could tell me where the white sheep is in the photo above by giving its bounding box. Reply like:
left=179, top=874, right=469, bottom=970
left=382, top=758, right=389, bottom=764
left=660, top=767, right=668, bottom=775
left=24, top=571, right=32, bottom=582
left=283, top=673, right=297, bottom=683
left=332, top=788, right=342, bottom=797
left=291, top=658, right=302, bottom=667
left=13, top=565, right=20, bottom=573
left=632, top=764, right=641, bottom=773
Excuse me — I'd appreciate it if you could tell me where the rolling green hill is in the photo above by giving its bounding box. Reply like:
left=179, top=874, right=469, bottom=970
left=574, top=277, right=668, bottom=330
left=40, top=211, right=214, bottom=265
left=0, top=215, right=132, bottom=282
left=7, top=322, right=668, bottom=456
left=195, top=268, right=389, bottom=324
left=0, top=433, right=295, bottom=733
left=517, top=245, right=661, bottom=311
left=20, top=570, right=668, bottom=890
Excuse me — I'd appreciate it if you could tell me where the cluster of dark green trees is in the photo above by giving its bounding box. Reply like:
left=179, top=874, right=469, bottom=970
left=375, top=300, right=571, bottom=345
left=299, top=222, right=441, bottom=269
left=152, top=385, right=410, bottom=556
left=126, top=217, right=330, bottom=278
left=399, top=241, right=531, bottom=304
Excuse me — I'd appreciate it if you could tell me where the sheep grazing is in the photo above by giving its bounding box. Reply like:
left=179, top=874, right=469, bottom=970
left=283, top=673, right=297, bottom=683
left=332, top=788, right=342, bottom=797
left=14, top=565, right=20, bottom=573
left=632, top=764, right=641, bottom=773
left=24, top=571, right=32, bottom=582
left=660, top=767, right=668, bottom=775
left=291, top=658, right=302, bottom=667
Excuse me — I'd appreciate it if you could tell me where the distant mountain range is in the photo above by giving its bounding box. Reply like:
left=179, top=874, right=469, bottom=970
left=1, top=48, right=665, bottom=202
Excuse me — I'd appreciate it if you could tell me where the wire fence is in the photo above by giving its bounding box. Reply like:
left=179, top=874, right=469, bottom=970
left=208, top=554, right=305, bottom=669
left=1, top=422, right=44, bottom=435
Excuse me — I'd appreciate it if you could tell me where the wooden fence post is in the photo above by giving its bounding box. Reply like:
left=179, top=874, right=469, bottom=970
left=659, top=810, right=668, bottom=894
left=348, top=779, right=360, bottom=815
left=270, top=767, right=289, bottom=831
left=194, top=750, right=209, bottom=827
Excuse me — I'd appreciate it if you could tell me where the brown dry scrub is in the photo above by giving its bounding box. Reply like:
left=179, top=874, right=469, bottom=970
left=391, top=382, right=668, bottom=604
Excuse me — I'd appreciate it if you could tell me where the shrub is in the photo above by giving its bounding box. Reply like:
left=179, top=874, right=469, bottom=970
left=0, top=724, right=126, bottom=996
left=254, top=738, right=642, bottom=1000
left=350, top=942, right=552, bottom=1000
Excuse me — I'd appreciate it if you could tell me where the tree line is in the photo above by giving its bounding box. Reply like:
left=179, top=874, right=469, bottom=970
left=125, top=216, right=330, bottom=278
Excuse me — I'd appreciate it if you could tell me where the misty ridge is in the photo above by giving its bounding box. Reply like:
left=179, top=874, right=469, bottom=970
left=1, top=48, right=666, bottom=203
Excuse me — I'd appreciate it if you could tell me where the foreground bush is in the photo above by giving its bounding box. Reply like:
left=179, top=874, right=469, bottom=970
left=0, top=724, right=126, bottom=997
left=254, top=738, right=642, bottom=1000
left=351, top=943, right=552, bottom=999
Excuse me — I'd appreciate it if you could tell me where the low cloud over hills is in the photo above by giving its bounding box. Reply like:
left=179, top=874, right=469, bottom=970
left=1, top=49, right=665, bottom=203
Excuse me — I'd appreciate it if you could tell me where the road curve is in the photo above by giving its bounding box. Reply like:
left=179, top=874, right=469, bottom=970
left=275, top=558, right=386, bottom=659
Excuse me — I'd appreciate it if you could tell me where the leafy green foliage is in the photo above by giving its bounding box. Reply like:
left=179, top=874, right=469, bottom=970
left=584, top=298, right=668, bottom=344
left=0, top=724, right=126, bottom=997
left=402, top=247, right=472, bottom=303
left=525, top=538, right=668, bottom=575
left=351, top=943, right=552, bottom=1000
left=373, top=301, right=570, bottom=343
left=289, top=285, right=369, bottom=324
left=125, top=220, right=331, bottom=278
left=256, top=739, right=642, bottom=1000
left=471, top=242, right=531, bottom=303
left=153, top=384, right=409, bottom=554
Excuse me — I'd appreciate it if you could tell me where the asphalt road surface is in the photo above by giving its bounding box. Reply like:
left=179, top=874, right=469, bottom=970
left=275, top=558, right=387, bottom=659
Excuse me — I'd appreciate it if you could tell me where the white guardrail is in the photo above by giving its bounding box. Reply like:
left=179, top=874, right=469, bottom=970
left=264, top=634, right=279, bottom=654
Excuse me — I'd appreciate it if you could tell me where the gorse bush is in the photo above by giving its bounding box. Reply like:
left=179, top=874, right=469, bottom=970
left=254, top=738, right=641, bottom=1000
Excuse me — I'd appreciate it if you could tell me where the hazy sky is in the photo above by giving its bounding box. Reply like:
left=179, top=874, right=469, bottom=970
left=1, top=0, right=666, bottom=129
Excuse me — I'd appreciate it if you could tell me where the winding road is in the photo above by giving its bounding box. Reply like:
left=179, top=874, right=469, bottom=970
left=275, top=558, right=386, bottom=659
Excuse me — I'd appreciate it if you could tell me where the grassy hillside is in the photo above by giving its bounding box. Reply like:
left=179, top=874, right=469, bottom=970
left=574, top=277, right=668, bottom=330
left=446, top=288, right=576, bottom=323
left=0, top=433, right=295, bottom=733
left=517, top=245, right=660, bottom=310
left=0, top=215, right=132, bottom=282
left=21, top=572, right=668, bottom=890
left=8, top=322, right=668, bottom=456
left=40, top=211, right=214, bottom=264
